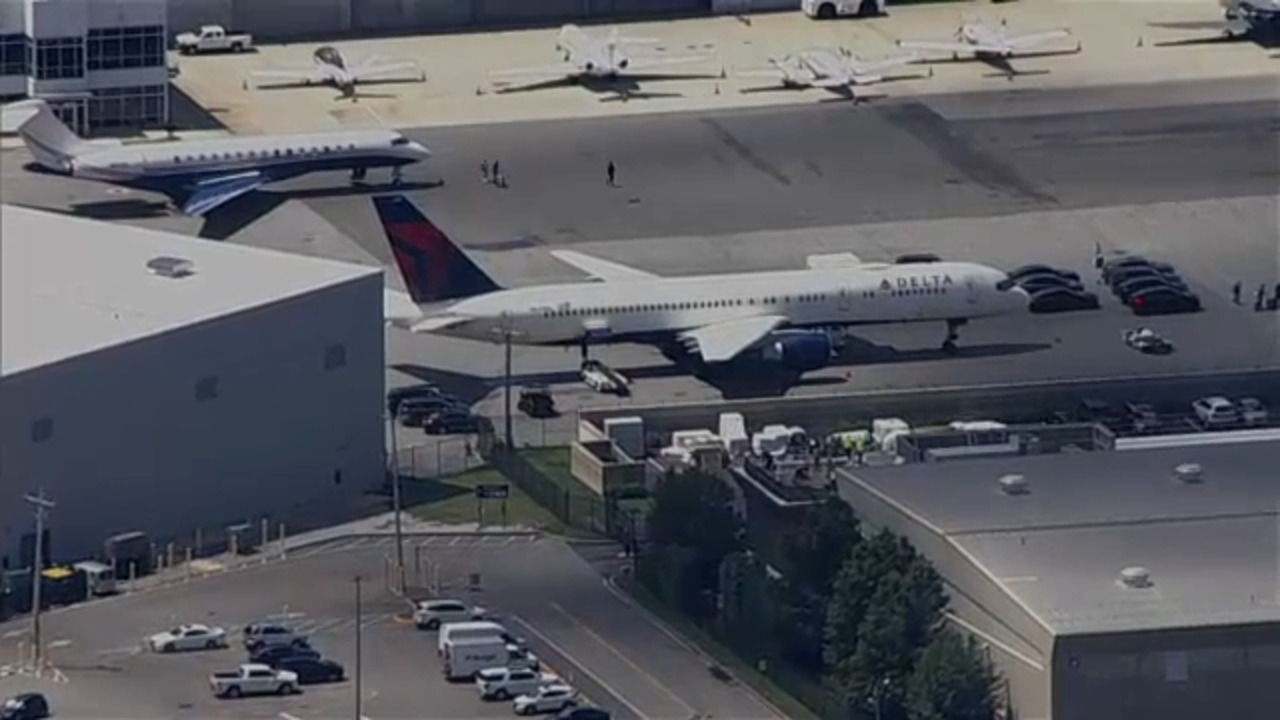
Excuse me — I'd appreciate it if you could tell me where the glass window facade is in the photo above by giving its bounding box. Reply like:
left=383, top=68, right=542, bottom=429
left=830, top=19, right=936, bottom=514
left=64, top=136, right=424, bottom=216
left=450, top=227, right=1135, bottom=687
left=0, top=33, right=26, bottom=76
left=89, top=84, right=166, bottom=128
left=29, top=36, right=85, bottom=80
left=87, top=25, right=165, bottom=71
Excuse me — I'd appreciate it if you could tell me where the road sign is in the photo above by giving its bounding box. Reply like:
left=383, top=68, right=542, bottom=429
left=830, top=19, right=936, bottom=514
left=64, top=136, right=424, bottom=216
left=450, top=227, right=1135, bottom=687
left=474, top=484, right=510, bottom=500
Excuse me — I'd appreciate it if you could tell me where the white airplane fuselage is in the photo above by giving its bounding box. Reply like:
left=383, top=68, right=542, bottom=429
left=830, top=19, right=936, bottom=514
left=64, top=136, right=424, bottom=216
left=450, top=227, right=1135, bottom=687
left=556, top=25, right=630, bottom=77
left=69, top=129, right=429, bottom=186
left=961, top=24, right=1016, bottom=56
left=431, top=261, right=1028, bottom=347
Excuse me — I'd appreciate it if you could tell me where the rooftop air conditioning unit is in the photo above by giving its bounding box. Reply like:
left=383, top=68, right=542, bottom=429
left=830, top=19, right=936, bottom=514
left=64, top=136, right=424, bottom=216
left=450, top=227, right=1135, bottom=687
left=1174, top=463, right=1203, bottom=484
left=146, top=256, right=195, bottom=278
left=1118, top=566, right=1153, bottom=589
left=998, top=474, right=1029, bottom=496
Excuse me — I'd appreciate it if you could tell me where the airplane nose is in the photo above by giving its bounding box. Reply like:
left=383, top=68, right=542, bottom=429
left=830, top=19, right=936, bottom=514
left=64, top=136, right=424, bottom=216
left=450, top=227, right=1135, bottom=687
left=411, top=141, right=431, bottom=159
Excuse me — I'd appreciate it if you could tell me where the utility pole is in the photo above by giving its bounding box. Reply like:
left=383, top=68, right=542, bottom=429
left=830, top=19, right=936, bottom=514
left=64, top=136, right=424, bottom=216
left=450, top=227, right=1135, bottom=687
left=354, top=575, right=364, bottom=720
left=387, top=408, right=404, bottom=590
left=24, top=490, right=55, bottom=674
left=492, top=318, right=523, bottom=450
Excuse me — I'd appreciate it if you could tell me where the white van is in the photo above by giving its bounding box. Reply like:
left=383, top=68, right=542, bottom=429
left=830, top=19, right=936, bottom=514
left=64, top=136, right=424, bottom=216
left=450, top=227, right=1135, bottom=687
left=437, top=621, right=508, bottom=656
left=442, top=637, right=508, bottom=681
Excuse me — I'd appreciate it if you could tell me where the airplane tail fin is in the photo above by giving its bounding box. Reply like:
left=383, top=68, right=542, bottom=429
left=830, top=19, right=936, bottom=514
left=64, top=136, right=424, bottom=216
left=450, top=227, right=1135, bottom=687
left=1, top=99, right=90, bottom=172
left=372, top=195, right=501, bottom=305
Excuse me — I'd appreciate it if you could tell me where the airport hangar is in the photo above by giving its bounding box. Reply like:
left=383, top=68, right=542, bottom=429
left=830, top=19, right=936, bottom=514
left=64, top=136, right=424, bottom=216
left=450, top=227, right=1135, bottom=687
left=836, top=440, right=1280, bottom=720
left=0, top=206, right=386, bottom=567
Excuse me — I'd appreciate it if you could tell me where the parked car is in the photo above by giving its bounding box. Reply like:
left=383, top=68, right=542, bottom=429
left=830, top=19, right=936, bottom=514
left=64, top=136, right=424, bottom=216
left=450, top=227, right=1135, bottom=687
left=475, top=667, right=558, bottom=700
left=424, top=410, right=486, bottom=435
left=513, top=684, right=579, bottom=715
left=1078, top=398, right=1121, bottom=424
left=387, top=382, right=443, bottom=414
left=1108, top=265, right=1181, bottom=290
left=518, top=385, right=557, bottom=418
left=1238, top=397, right=1269, bottom=426
left=1192, top=396, right=1239, bottom=428
left=399, top=396, right=467, bottom=427
left=250, top=644, right=320, bottom=666
left=148, top=624, right=228, bottom=653
left=242, top=623, right=307, bottom=651
left=1029, top=288, right=1100, bottom=314
left=1017, top=274, right=1085, bottom=294
left=1101, top=255, right=1175, bottom=282
left=414, top=599, right=486, bottom=630
left=1123, top=328, right=1173, bottom=354
left=209, top=664, right=299, bottom=699
left=557, top=708, right=612, bottom=720
left=1114, top=275, right=1188, bottom=301
left=1009, top=264, right=1081, bottom=283
left=274, top=657, right=345, bottom=685
left=0, top=693, right=49, bottom=720
left=1124, top=402, right=1159, bottom=434
left=1129, top=288, right=1201, bottom=316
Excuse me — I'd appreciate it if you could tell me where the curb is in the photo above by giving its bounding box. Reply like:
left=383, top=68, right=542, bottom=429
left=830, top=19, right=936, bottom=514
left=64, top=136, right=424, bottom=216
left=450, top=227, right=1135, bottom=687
left=601, top=573, right=790, bottom=720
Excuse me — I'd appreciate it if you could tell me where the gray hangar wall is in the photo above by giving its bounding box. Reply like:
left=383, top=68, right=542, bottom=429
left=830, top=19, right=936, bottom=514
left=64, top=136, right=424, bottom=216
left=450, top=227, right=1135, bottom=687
left=0, top=276, right=385, bottom=566
left=168, top=0, right=710, bottom=41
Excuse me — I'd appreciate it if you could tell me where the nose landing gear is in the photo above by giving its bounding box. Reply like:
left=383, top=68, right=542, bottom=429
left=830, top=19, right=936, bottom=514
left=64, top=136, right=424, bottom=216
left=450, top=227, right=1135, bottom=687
left=942, top=318, right=967, bottom=354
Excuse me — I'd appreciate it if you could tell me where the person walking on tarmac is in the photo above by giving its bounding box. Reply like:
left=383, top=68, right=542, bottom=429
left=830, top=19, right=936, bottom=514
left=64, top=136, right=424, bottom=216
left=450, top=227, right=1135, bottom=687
left=480, top=160, right=490, bottom=184
left=1255, top=284, right=1266, bottom=311
left=606, top=161, right=616, bottom=187
left=1232, top=281, right=1242, bottom=305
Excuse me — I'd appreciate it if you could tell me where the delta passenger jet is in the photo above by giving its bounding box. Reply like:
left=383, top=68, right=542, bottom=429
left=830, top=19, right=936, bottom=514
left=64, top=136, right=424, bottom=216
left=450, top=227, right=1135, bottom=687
left=376, top=196, right=1030, bottom=375
left=2, top=99, right=430, bottom=216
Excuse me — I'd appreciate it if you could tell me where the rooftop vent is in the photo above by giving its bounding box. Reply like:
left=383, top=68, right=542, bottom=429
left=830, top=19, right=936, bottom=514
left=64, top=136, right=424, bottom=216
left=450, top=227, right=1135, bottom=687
left=998, top=474, right=1029, bottom=496
left=1118, top=566, right=1153, bottom=589
left=1174, top=463, right=1203, bottom=484
left=146, top=256, right=195, bottom=279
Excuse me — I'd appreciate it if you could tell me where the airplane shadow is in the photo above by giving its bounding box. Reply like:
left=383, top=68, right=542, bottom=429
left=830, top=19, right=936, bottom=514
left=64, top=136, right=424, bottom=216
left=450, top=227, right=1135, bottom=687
left=391, top=338, right=1050, bottom=402
left=198, top=179, right=443, bottom=240
left=1146, top=21, right=1280, bottom=48
left=493, top=72, right=719, bottom=101
left=66, top=198, right=171, bottom=220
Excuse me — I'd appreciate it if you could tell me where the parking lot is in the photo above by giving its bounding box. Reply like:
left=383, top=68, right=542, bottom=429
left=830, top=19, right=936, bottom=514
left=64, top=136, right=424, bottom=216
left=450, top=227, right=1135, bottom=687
left=0, top=535, right=782, bottom=720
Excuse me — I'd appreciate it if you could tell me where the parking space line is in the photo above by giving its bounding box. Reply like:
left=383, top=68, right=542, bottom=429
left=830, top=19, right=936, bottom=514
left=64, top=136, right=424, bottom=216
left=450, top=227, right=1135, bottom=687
left=507, top=614, right=647, bottom=720
left=550, top=602, right=696, bottom=716
left=279, top=713, right=301, bottom=720
left=448, top=536, right=462, bottom=546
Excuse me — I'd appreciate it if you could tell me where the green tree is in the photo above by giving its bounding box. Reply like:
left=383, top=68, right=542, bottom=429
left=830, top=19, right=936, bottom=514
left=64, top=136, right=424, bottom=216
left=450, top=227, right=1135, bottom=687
left=773, top=497, right=862, bottom=673
left=906, top=628, right=999, bottom=720
left=645, top=470, right=741, bottom=620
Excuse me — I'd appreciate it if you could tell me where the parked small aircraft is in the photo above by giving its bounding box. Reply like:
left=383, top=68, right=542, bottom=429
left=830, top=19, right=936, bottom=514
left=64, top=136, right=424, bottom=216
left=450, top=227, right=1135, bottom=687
left=245, top=46, right=424, bottom=100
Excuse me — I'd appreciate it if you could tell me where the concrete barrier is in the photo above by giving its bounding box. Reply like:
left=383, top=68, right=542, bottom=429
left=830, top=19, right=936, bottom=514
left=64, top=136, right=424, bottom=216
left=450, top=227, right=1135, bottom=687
left=581, top=368, right=1280, bottom=434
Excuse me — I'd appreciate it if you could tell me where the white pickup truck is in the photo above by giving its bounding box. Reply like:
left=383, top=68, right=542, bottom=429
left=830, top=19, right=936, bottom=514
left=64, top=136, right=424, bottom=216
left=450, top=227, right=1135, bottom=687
left=210, top=663, right=299, bottom=699
left=175, top=25, right=253, bottom=54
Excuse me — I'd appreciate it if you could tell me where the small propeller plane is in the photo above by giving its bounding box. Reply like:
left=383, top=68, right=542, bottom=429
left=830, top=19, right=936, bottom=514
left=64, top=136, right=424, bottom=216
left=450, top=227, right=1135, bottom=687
left=897, top=17, right=1081, bottom=79
left=245, top=46, right=425, bottom=100
left=736, top=46, right=929, bottom=101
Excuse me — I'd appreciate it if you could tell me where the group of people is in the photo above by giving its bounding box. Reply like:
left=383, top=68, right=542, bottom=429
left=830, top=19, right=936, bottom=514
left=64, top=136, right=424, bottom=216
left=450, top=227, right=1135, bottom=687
left=1231, top=281, right=1280, bottom=311
left=481, top=160, right=618, bottom=188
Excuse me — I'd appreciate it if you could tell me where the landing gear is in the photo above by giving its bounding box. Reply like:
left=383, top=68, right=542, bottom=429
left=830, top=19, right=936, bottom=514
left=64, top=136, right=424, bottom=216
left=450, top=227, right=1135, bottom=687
left=942, top=318, right=967, bottom=354
left=350, top=167, right=367, bottom=183
left=391, top=166, right=403, bottom=186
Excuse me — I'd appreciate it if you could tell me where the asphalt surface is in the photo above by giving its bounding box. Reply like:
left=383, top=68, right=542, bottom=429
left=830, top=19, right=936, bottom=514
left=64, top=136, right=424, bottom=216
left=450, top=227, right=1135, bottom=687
left=299, top=76, right=1279, bottom=248
left=0, top=536, right=780, bottom=720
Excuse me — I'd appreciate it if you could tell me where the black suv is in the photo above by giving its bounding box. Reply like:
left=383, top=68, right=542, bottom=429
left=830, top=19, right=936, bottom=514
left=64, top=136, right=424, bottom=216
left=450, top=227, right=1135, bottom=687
left=518, top=385, right=557, bottom=418
left=1, top=694, right=50, bottom=720
left=276, top=657, right=346, bottom=685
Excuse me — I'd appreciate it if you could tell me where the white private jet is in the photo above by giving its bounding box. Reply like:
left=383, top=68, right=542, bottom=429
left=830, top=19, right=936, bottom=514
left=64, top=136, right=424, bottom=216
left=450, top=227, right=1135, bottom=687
left=1, top=99, right=430, bottom=216
left=245, top=45, right=425, bottom=100
left=375, top=195, right=1031, bottom=377
left=736, top=47, right=929, bottom=100
left=489, top=24, right=712, bottom=97
left=897, top=17, right=1081, bottom=78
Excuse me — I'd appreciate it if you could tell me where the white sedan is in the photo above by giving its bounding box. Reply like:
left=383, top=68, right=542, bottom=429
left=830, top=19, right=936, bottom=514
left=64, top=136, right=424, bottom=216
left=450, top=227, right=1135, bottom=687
left=513, top=683, right=578, bottom=715
left=149, top=624, right=228, bottom=653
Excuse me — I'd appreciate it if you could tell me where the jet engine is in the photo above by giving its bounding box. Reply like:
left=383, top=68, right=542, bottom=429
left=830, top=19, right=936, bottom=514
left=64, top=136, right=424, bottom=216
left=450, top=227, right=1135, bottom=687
left=584, top=62, right=595, bottom=72
left=618, top=58, right=629, bottom=69
left=762, top=331, right=835, bottom=373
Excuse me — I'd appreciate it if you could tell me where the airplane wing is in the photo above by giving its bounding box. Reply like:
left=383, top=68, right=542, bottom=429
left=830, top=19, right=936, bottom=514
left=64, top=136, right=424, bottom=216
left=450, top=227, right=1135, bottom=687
left=678, top=315, right=788, bottom=363
left=896, top=39, right=983, bottom=54
left=490, top=63, right=579, bottom=79
left=247, top=67, right=330, bottom=88
left=850, top=53, right=921, bottom=79
left=350, top=61, right=423, bottom=81
left=1005, top=28, right=1072, bottom=50
left=384, top=289, right=423, bottom=326
left=550, top=250, right=660, bottom=281
left=624, top=54, right=711, bottom=71
left=180, top=171, right=265, bottom=216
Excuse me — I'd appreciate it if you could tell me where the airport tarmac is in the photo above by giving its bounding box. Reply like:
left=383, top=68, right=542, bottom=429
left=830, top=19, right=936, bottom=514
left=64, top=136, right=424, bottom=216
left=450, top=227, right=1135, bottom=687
left=170, top=0, right=1280, bottom=133
left=0, top=536, right=779, bottom=719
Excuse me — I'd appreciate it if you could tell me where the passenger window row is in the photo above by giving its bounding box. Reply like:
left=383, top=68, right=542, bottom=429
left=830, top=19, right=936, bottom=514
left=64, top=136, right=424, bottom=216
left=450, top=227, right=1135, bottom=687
left=172, top=144, right=358, bottom=163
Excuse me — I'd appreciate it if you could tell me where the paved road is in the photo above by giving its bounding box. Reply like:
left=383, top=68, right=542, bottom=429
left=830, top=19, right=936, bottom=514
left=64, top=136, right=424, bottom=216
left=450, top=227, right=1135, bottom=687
left=297, top=77, right=1279, bottom=250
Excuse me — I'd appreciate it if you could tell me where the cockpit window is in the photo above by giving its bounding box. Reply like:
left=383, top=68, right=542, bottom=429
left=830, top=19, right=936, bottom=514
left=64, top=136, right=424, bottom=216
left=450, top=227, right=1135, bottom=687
left=996, top=277, right=1017, bottom=292
left=391, top=137, right=410, bottom=146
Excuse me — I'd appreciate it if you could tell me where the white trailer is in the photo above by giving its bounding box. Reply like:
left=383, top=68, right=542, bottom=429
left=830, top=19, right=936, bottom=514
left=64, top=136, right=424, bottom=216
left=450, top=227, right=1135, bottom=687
left=802, top=0, right=886, bottom=20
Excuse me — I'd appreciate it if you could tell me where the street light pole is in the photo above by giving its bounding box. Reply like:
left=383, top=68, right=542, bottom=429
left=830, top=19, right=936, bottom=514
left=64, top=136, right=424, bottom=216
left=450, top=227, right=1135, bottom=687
left=491, top=317, right=523, bottom=450
left=387, top=408, right=404, bottom=590
left=23, top=490, right=55, bottom=674
left=354, top=575, right=364, bottom=720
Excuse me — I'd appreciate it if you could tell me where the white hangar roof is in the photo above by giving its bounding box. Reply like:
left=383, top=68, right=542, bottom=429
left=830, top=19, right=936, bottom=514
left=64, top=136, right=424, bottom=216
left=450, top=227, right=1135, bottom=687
left=1, top=205, right=382, bottom=377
